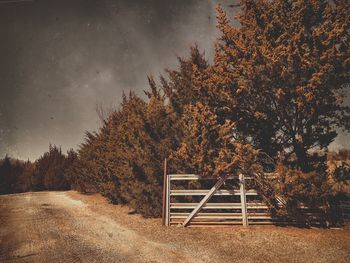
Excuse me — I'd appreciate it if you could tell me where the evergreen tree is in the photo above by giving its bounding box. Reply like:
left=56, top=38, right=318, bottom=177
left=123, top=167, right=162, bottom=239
left=0, top=155, right=15, bottom=194
left=161, top=45, right=209, bottom=115
left=0, top=156, right=33, bottom=194
left=18, top=160, right=35, bottom=192
left=107, top=92, right=177, bottom=216
left=196, top=0, right=350, bottom=171
left=35, top=145, right=70, bottom=190
left=170, top=102, right=260, bottom=177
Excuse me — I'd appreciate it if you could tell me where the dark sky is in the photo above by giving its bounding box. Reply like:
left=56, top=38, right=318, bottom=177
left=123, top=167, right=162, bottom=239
left=0, top=0, right=348, bottom=160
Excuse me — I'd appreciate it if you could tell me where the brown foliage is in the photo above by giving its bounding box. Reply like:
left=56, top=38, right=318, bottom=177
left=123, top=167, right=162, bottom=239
left=170, top=102, right=260, bottom=177
left=197, top=0, right=350, bottom=171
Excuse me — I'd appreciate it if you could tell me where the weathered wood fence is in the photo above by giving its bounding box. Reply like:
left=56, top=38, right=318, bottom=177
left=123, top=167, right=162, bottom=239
left=162, top=160, right=273, bottom=227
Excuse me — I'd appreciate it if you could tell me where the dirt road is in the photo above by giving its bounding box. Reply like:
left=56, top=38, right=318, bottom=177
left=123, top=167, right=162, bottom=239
left=0, top=191, right=197, bottom=263
left=1, top=191, right=349, bottom=263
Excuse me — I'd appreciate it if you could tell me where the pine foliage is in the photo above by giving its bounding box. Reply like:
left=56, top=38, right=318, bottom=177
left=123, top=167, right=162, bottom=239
left=210, top=0, right=350, bottom=171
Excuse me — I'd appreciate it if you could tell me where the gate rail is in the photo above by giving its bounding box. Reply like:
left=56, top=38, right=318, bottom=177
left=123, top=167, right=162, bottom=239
left=162, top=163, right=273, bottom=227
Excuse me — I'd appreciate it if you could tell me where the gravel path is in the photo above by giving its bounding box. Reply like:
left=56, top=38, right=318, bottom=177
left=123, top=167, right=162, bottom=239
left=0, top=192, right=194, bottom=263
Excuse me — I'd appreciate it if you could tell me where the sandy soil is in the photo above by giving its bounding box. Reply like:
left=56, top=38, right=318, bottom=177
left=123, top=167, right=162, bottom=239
left=0, top=191, right=349, bottom=263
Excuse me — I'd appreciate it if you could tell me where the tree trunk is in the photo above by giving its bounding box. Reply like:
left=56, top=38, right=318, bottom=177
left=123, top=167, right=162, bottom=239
left=293, top=142, right=310, bottom=172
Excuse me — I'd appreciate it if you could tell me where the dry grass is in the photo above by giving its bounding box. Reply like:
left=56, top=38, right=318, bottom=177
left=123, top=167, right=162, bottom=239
left=68, top=191, right=350, bottom=263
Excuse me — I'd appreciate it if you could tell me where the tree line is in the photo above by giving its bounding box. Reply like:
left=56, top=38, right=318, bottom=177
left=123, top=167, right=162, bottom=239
left=1, top=1, right=349, bottom=221
left=0, top=145, right=76, bottom=194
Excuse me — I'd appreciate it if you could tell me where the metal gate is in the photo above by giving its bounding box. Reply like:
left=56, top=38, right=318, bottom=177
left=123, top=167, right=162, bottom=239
left=162, top=160, right=273, bottom=227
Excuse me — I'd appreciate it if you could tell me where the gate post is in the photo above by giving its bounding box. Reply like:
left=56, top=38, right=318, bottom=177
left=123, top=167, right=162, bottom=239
left=162, top=158, right=167, bottom=225
left=239, top=174, right=248, bottom=226
left=165, top=160, right=170, bottom=226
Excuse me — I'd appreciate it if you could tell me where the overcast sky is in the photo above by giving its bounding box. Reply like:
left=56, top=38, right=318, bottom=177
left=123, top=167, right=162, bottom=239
left=0, top=0, right=348, bottom=160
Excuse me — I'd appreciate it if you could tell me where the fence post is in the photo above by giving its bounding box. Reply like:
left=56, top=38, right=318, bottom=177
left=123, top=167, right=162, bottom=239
left=239, top=173, right=248, bottom=226
left=162, top=158, right=167, bottom=225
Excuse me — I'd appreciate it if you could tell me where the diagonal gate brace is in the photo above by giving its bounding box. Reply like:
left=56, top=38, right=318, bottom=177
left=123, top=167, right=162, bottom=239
left=182, top=177, right=227, bottom=227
